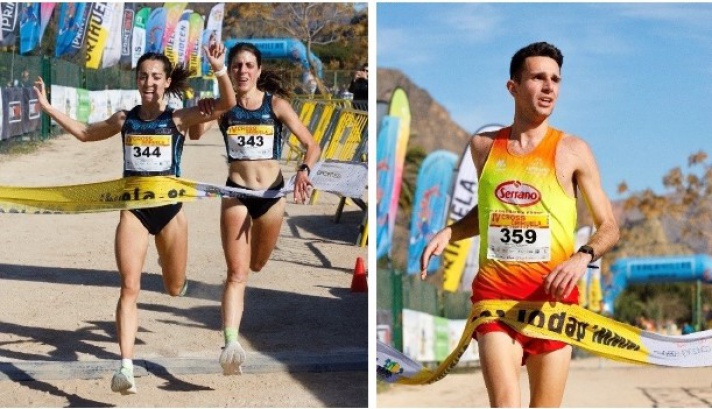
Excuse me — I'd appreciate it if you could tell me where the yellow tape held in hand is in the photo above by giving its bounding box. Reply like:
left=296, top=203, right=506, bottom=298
left=379, top=300, right=712, bottom=385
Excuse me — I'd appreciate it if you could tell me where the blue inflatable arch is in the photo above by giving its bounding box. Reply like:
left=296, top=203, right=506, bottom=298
left=224, top=38, right=324, bottom=78
left=605, top=254, right=712, bottom=313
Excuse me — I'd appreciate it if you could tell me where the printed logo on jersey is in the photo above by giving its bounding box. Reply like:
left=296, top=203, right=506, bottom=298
left=495, top=180, right=541, bottom=206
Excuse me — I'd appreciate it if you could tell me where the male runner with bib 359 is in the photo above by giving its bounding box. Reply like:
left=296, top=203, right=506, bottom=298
left=420, top=42, right=620, bottom=407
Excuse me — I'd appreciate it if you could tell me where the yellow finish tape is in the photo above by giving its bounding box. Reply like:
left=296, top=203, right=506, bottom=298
left=378, top=300, right=712, bottom=384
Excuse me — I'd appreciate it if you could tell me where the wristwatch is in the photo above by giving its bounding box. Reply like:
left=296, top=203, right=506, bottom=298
left=577, top=245, right=595, bottom=262
left=298, top=163, right=311, bottom=176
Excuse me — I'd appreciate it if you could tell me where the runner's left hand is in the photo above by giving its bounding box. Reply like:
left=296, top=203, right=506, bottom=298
left=544, top=252, right=591, bottom=300
left=293, top=171, right=312, bottom=204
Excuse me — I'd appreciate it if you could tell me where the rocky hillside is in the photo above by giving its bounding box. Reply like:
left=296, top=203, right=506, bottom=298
left=377, top=68, right=472, bottom=155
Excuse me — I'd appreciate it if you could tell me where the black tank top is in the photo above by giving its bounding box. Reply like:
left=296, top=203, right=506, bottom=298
left=218, top=93, right=283, bottom=161
left=121, top=105, right=185, bottom=177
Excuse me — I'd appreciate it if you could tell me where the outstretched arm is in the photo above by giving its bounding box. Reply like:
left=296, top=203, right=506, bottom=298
left=273, top=96, right=321, bottom=204
left=34, top=77, right=123, bottom=142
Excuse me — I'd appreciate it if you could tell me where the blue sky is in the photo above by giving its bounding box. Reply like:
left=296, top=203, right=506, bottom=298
left=377, top=3, right=712, bottom=199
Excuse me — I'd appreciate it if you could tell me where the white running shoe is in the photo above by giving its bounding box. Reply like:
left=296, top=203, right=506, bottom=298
left=219, top=341, right=246, bottom=375
left=111, top=366, right=137, bottom=395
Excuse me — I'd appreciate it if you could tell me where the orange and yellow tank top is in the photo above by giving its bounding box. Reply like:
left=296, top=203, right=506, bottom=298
left=472, top=127, right=578, bottom=303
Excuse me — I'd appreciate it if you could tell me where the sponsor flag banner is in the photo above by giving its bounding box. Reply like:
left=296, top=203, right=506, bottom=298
left=161, top=2, right=187, bottom=55
left=3, top=87, right=24, bottom=138
left=378, top=300, right=712, bottom=385
left=131, top=7, right=150, bottom=68
left=168, top=9, right=191, bottom=67
left=442, top=143, right=478, bottom=292
left=21, top=86, right=39, bottom=134
left=187, top=12, right=203, bottom=77
left=76, top=88, right=90, bottom=123
left=119, top=4, right=135, bottom=69
left=87, top=90, right=109, bottom=124
left=101, top=3, right=123, bottom=68
left=407, top=150, right=458, bottom=275
left=145, top=7, right=166, bottom=53
left=375, top=116, right=400, bottom=259
left=0, top=161, right=364, bottom=214
left=19, top=3, right=40, bottom=54
left=388, top=88, right=411, bottom=259
left=36, top=3, right=54, bottom=47
left=201, top=3, right=224, bottom=77
left=0, top=3, right=20, bottom=47
left=55, top=3, right=90, bottom=58
left=85, top=2, right=116, bottom=69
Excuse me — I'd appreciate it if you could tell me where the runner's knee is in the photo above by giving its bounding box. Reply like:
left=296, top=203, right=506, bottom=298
left=226, top=267, right=249, bottom=284
left=119, top=283, right=140, bottom=300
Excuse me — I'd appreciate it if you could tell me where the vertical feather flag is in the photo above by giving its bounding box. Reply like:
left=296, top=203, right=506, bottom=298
left=407, top=150, right=459, bottom=275
left=186, top=12, right=204, bottom=77
left=119, top=4, right=135, bottom=69
left=131, top=7, right=150, bottom=68
left=101, top=3, right=123, bottom=68
left=19, top=3, right=40, bottom=54
left=161, top=2, right=187, bottom=60
left=85, top=2, right=117, bottom=69
left=166, top=9, right=191, bottom=67
left=201, top=3, right=224, bottom=77
left=0, top=3, right=20, bottom=47
left=145, top=7, right=166, bottom=53
left=376, top=116, right=400, bottom=259
left=55, top=3, right=90, bottom=58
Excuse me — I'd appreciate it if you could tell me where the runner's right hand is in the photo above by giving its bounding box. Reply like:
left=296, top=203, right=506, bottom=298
left=420, top=227, right=452, bottom=280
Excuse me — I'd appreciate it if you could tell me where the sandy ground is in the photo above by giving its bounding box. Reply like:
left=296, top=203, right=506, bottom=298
left=378, top=356, right=712, bottom=408
left=0, top=128, right=368, bottom=407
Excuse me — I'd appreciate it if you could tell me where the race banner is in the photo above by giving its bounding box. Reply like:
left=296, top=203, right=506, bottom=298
left=186, top=12, right=204, bottom=77
left=145, top=7, right=166, bottom=53
left=161, top=2, right=187, bottom=56
left=54, top=3, right=91, bottom=59
left=168, top=9, right=192, bottom=67
left=201, top=3, right=224, bottom=77
left=0, top=87, right=4, bottom=140
left=76, top=88, right=90, bottom=123
left=87, top=90, right=109, bottom=124
left=0, top=2, right=20, bottom=47
left=131, top=7, right=150, bottom=68
left=0, top=161, right=367, bottom=214
left=3, top=87, right=24, bottom=138
left=19, top=3, right=40, bottom=54
left=441, top=143, right=478, bottom=292
left=378, top=300, right=712, bottom=385
left=85, top=2, right=117, bottom=69
left=36, top=3, right=55, bottom=48
left=101, top=3, right=124, bottom=68
left=406, top=150, right=458, bottom=275
left=119, top=4, right=135, bottom=69
left=375, top=116, right=400, bottom=260
left=21, top=86, right=39, bottom=134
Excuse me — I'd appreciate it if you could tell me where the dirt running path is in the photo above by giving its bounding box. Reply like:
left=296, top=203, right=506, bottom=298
left=0, top=128, right=368, bottom=407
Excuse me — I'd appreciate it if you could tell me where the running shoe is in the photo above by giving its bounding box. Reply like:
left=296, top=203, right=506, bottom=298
left=178, top=280, right=188, bottom=297
left=219, top=341, right=246, bottom=375
left=111, top=366, right=137, bottom=395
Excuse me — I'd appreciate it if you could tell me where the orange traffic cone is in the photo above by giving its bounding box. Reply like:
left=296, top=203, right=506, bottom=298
left=350, top=256, right=368, bottom=293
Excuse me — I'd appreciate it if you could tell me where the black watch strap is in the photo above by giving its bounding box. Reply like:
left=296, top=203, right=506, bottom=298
left=298, top=163, right=311, bottom=176
left=577, top=245, right=595, bottom=261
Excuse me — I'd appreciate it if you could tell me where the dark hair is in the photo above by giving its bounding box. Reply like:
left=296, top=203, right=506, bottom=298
left=135, top=52, right=191, bottom=99
left=227, top=42, right=291, bottom=99
left=509, top=42, right=563, bottom=82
